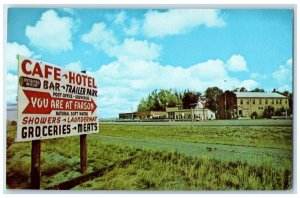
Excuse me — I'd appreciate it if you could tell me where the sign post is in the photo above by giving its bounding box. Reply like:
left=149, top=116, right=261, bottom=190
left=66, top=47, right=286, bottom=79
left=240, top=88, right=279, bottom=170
left=30, top=140, right=41, bottom=189
left=16, top=55, right=98, bottom=188
left=80, top=71, right=87, bottom=174
left=80, top=134, right=87, bottom=173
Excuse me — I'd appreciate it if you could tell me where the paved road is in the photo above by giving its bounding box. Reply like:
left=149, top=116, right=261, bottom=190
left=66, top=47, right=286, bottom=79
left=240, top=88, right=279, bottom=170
left=100, top=119, right=293, bottom=126
left=93, top=134, right=292, bottom=168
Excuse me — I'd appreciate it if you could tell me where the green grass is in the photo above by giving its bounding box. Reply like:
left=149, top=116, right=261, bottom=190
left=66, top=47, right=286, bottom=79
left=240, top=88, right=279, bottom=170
left=6, top=127, right=137, bottom=189
left=6, top=123, right=293, bottom=190
left=73, top=150, right=292, bottom=190
left=99, top=125, right=292, bottom=149
left=95, top=135, right=292, bottom=169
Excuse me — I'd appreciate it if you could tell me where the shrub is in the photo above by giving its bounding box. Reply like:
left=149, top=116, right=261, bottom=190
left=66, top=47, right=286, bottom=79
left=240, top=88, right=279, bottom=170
left=251, top=111, right=258, bottom=119
left=262, top=106, right=275, bottom=119
left=274, top=107, right=286, bottom=116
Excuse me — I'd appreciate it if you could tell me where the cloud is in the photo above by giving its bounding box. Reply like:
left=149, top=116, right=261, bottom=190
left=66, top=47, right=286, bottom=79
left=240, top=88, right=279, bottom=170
left=143, top=9, right=225, bottom=37
left=240, top=79, right=259, bottom=90
left=94, top=56, right=250, bottom=118
left=226, top=54, right=248, bottom=72
left=25, top=9, right=73, bottom=52
left=65, top=61, right=83, bottom=73
left=61, top=8, right=75, bottom=15
left=6, top=73, right=18, bottom=104
left=82, top=23, right=161, bottom=61
left=250, top=72, right=267, bottom=80
left=123, top=18, right=141, bottom=36
left=272, top=58, right=292, bottom=83
left=109, top=38, right=161, bottom=61
left=6, top=42, right=37, bottom=73
left=272, top=58, right=292, bottom=91
left=114, top=11, right=127, bottom=24
left=81, top=22, right=118, bottom=54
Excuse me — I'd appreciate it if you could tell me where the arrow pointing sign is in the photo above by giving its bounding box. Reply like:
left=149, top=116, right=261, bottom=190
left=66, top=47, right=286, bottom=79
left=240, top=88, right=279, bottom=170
left=22, top=90, right=97, bottom=114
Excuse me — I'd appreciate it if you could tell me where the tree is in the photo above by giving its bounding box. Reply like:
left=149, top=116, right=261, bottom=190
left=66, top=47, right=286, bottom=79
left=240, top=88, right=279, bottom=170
left=239, top=87, right=248, bottom=92
left=137, top=89, right=183, bottom=112
left=232, top=87, right=248, bottom=92
left=182, top=90, right=201, bottom=109
left=232, top=88, right=240, bottom=92
left=250, top=88, right=265, bottom=92
left=137, top=98, right=150, bottom=112
left=204, top=87, right=223, bottom=112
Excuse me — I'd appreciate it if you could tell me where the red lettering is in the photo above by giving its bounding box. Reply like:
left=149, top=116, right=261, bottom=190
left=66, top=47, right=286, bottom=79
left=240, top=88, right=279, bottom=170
left=21, top=59, right=32, bottom=75
left=69, top=71, right=75, bottom=84
left=22, top=117, right=28, bottom=124
left=76, top=74, right=82, bottom=85
left=32, top=62, right=43, bottom=78
left=54, top=67, right=61, bottom=81
left=82, top=75, right=87, bottom=86
left=44, top=65, right=53, bottom=78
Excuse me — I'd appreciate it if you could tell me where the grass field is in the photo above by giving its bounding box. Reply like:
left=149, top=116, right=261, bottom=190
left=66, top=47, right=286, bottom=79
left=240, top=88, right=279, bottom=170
left=6, top=120, right=293, bottom=190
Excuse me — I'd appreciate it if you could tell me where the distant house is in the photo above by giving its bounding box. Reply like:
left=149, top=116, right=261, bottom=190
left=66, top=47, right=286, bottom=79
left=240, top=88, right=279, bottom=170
left=166, top=102, right=216, bottom=120
left=7, top=104, right=17, bottom=122
left=137, top=111, right=167, bottom=119
left=217, top=91, right=289, bottom=119
left=119, top=111, right=167, bottom=120
left=119, top=112, right=138, bottom=120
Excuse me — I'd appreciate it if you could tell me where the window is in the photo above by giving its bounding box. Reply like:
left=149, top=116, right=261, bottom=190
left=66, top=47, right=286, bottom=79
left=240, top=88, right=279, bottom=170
left=265, top=99, right=268, bottom=104
left=252, top=99, right=255, bottom=104
left=276, top=100, right=279, bottom=104
left=279, top=99, right=282, bottom=104
left=240, top=99, right=243, bottom=105
left=259, top=99, right=262, bottom=105
left=271, top=99, right=274, bottom=105
left=247, top=100, right=249, bottom=105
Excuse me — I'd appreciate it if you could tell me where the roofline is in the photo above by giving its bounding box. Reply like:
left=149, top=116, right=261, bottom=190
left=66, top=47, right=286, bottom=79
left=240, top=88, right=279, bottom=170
left=236, top=96, right=288, bottom=99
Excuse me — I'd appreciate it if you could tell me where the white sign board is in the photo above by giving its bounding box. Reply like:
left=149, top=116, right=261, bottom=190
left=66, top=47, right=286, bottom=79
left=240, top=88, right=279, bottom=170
left=16, top=55, right=98, bottom=142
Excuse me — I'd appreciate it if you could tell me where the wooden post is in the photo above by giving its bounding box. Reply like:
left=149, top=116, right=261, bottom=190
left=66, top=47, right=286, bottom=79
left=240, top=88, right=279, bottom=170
left=31, top=140, right=41, bottom=189
left=80, top=134, right=87, bottom=173
left=80, top=70, right=87, bottom=174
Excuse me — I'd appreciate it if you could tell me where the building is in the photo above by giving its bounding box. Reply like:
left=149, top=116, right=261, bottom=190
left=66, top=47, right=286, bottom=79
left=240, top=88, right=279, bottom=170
left=7, top=104, right=17, bottom=122
left=166, top=102, right=216, bottom=120
left=137, top=111, right=167, bottom=119
left=119, top=111, right=167, bottom=120
left=119, top=112, right=137, bottom=120
left=118, top=102, right=215, bottom=121
left=217, top=92, right=289, bottom=119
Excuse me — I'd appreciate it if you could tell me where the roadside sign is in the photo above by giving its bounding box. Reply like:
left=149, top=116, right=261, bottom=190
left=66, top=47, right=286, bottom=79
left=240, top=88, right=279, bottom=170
left=16, top=55, right=98, bottom=142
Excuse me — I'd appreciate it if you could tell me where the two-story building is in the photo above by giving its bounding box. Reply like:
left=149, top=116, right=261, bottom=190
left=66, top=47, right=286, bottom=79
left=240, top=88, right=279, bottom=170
left=217, top=91, right=289, bottom=119
left=235, top=92, right=289, bottom=118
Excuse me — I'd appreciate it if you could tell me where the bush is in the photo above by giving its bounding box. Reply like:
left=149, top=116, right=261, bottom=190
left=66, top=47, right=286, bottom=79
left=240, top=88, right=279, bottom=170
left=262, top=106, right=275, bottom=119
left=251, top=111, right=258, bottom=119
left=274, top=107, right=286, bottom=116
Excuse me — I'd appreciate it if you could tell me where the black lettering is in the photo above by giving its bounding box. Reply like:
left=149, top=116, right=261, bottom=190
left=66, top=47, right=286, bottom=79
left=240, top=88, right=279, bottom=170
left=28, top=127, right=34, bottom=138
left=78, top=124, right=82, bottom=132
left=43, top=126, right=48, bottom=137
left=35, top=126, right=41, bottom=137
left=22, top=127, right=27, bottom=138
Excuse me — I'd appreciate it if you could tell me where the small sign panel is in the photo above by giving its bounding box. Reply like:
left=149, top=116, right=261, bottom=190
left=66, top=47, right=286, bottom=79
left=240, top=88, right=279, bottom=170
left=16, top=55, right=98, bottom=142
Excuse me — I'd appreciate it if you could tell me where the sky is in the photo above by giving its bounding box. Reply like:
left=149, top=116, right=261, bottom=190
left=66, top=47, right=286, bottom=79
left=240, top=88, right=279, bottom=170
left=6, top=8, right=293, bottom=118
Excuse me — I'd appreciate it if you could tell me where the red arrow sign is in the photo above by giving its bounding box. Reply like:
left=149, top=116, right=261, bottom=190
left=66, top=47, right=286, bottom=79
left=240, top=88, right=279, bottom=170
left=22, top=90, right=97, bottom=114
